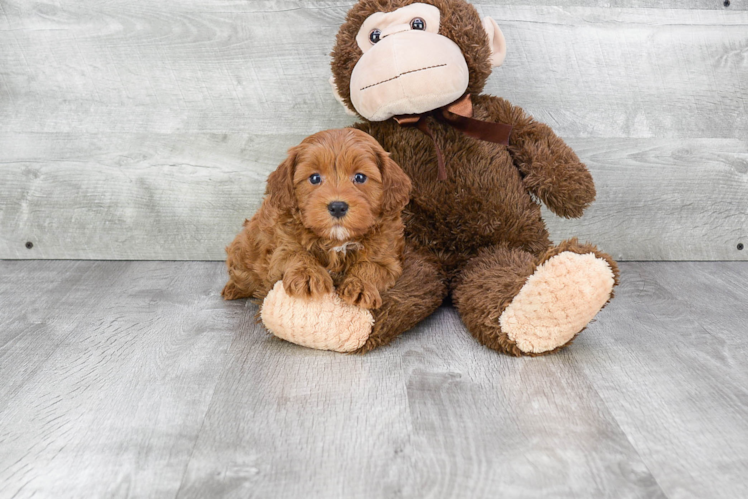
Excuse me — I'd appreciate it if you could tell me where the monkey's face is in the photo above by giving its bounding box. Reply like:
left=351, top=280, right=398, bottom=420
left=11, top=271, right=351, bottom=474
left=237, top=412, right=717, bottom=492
left=350, top=3, right=468, bottom=121
left=332, top=0, right=507, bottom=122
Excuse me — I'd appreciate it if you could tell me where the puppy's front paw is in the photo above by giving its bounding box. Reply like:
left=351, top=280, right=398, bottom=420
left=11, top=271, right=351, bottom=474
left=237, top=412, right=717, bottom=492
left=339, top=276, right=382, bottom=310
left=283, top=266, right=333, bottom=299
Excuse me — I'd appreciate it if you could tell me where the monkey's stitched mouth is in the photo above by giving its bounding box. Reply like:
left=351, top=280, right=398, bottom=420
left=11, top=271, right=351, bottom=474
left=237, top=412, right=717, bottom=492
left=359, top=64, right=447, bottom=91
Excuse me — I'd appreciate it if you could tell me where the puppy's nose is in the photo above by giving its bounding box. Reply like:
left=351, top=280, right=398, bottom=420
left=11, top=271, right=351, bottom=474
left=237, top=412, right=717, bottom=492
left=327, top=201, right=349, bottom=219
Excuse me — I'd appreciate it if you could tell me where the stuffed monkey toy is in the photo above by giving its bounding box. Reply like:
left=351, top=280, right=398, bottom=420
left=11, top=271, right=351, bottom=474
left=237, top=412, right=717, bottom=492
left=258, top=0, right=619, bottom=355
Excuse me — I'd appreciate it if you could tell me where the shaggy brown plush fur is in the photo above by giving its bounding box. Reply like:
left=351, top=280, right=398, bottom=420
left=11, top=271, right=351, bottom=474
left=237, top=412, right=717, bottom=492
left=453, top=238, right=620, bottom=356
left=330, top=0, right=619, bottom=355
left=222, top=128, right=411, bottom=310
left=356, top=245, right=447, bottom=353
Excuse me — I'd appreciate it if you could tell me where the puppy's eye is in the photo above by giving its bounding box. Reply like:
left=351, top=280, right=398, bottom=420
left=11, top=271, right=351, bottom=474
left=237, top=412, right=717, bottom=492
left=369, top=29, right=381, bottom=44
left=410, top=18, right=426, bottom=30
left=353, top=173, right=367, bottom=184
left=309, top=173, right=322, bottom=185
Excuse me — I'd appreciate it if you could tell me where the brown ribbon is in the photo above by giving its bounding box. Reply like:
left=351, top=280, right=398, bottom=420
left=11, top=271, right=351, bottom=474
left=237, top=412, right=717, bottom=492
left=394, top=94, right=512, bottom=180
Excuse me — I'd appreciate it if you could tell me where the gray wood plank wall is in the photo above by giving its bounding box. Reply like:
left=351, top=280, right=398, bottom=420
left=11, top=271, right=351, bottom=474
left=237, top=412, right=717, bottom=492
left=0, top=0, right=746, bottom=260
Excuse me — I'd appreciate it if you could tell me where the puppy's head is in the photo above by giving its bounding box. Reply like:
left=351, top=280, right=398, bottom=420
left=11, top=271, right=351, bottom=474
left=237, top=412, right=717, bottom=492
left=266, top=128, right=410, bottom=241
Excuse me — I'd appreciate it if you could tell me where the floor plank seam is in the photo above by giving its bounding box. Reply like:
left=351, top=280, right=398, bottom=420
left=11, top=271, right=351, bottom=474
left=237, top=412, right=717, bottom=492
left=577, top=362, right=670, bottom=499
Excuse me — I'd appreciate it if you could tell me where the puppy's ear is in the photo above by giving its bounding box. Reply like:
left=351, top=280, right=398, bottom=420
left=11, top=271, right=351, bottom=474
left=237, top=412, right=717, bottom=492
left=377, top=150, right=411, bottom=214
left=266, top=146, right=300, bottom=211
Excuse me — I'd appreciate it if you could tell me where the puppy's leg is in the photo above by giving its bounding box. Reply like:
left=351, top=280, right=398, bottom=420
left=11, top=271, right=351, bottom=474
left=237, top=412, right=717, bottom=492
left=338, top=274, right=382, bottom=310
left=282, top=255, right=334, bottom=299
left=338, top=261, right=400, bottom=310
left=222, top=269, right=259, bottom=300
left=222, top=231, right=262, bottom=300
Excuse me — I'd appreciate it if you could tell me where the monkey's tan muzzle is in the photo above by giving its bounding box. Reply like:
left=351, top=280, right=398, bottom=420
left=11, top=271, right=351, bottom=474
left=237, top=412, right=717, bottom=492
left=349, top=30, right=470, bottom=122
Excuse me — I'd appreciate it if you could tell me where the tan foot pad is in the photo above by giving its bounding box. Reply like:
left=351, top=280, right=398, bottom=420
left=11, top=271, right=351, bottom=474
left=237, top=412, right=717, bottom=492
left=260, top=281, right=374, bottom=353
left=499, top=252, right=615, bottom=354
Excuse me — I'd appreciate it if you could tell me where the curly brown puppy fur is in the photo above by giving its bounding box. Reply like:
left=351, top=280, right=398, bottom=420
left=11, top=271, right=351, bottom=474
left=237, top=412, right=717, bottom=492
left=222, top=128, right=411, bottom=310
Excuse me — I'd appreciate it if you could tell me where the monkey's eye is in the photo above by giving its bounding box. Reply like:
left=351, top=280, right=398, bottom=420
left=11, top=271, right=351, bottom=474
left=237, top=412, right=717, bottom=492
left=309, top=173, right=322, bottom=185
left=353, top=173, right=368, bottom=184
left=410, top=18, right=426, bottom=30
left=369, top=29, right=381, bottom=44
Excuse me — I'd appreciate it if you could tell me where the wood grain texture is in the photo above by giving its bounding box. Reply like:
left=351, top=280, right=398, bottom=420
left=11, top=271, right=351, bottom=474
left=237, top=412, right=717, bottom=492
left=0, top=1, right=746, bottom=260
left=0, top=261, right=131, bottom=417
left=570, top=262, right=748, bottom=498
left=1, top=261, right=748, bottom=497
left=2, top=134, right=744, bottom=260
left=546, top=138, right=748, bottom=261
left=0, top=261, right=241, bottom=497
left=176, top=308, right=663, bottom=498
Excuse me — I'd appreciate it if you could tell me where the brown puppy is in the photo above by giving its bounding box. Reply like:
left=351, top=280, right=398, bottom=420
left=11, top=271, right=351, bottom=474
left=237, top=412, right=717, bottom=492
left=222, top=128, right=411, bottom=310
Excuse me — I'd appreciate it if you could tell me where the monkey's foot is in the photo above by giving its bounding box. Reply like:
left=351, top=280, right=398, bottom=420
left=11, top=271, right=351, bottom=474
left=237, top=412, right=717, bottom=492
left=260, top=281, right=374, bottom=353
left=499, top=251, right=616, bottom=354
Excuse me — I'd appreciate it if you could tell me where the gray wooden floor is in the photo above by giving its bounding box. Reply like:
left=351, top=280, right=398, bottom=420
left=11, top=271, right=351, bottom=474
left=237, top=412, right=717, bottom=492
left=1, top=261, right=747, bottom=498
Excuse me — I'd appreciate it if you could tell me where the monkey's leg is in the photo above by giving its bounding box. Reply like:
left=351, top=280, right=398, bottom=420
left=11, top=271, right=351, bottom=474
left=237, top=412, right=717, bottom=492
left=453, top=240, right=619, bottom=356
left=260, top=247, right=447, bottom=353
left=355, top=247, right=447, bottom=353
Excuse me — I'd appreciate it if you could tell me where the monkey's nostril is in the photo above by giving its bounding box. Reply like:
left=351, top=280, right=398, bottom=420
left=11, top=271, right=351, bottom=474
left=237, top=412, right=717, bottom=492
left=327, top=201, right=349, bottom=219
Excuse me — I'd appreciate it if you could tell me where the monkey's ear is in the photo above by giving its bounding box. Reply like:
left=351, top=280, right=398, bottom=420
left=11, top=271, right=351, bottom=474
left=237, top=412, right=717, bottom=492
left=482, top=17, right=507, bottom=68
left=329, top=76, right=357, bottom=117
left=266, top=147, right=300, bottom=211
left=377, top=150, right=412, bottom=215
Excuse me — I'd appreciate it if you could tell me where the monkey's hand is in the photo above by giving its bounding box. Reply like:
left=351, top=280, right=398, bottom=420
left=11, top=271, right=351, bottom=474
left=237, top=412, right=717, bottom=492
left=514, top=141, right=596, bottom=219
left=479, top=95, right=596, bottom=218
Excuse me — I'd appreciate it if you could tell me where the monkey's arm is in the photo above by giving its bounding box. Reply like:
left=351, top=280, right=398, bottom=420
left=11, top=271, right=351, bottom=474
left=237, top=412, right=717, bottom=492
left=479, top=95, right=596, bottom=218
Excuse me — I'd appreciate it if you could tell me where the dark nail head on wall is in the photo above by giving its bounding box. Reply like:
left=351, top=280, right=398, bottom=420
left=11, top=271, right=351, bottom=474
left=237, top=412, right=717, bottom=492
left=25, top=241, right=34, bottom=249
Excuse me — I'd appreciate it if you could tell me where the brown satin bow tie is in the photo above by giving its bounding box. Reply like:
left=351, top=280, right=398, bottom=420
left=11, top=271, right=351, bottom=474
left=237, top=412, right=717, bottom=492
left=393, top=94, right=512, bottom=180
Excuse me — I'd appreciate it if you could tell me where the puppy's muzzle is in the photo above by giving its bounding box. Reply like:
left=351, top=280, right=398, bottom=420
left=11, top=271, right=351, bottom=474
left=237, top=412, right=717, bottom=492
left=327, top=201, right=349, bottom=219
